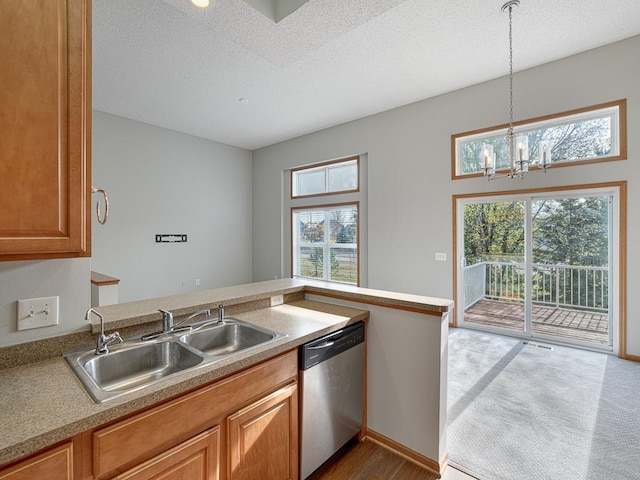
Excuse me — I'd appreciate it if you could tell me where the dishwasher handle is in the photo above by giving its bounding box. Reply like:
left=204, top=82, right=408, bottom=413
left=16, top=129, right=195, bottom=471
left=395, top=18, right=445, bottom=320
left=300, top=322, right=365, bottom=370
left=307, top=340, right=335, bottom=350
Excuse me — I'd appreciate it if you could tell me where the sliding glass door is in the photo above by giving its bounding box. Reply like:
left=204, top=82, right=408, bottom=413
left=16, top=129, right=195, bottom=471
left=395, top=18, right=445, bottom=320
left=530, top=195, right=612, bottom=346
left=458, top=188, right=616, bottom=350
left=461, top=199, right=526, bottom=335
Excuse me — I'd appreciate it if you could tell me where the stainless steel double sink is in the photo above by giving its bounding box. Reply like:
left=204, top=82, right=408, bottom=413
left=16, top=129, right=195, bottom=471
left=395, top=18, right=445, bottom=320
left=64, top=319, right=286, bottom=403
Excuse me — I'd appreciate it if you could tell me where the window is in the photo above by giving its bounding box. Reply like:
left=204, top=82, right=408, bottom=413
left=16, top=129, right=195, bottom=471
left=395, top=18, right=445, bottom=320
left=291, top=157, right=359, bottom=198
left=292, top=203, right=359, bottom=285
left=451, top=100, right=627, bottom=179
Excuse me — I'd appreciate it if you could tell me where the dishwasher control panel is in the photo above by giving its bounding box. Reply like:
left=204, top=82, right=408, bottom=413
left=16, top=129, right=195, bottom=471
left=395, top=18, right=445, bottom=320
left=300, top=321, right=365, bottom=370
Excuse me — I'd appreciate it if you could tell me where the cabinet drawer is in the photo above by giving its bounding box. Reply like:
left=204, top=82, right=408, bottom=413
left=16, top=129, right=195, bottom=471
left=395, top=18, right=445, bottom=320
left=93, top=350, right=297, bottom=479
left=0, top=442, right=73, bottom=480
left=113, top=428, right=219, bottom=480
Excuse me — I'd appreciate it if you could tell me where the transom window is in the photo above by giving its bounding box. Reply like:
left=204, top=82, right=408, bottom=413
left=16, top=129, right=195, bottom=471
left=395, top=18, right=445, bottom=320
left=291, top=157, right=359, bottom=198
left=451, top=100, right=626, bottom=179
left=292, top=203, right=358, bottom=285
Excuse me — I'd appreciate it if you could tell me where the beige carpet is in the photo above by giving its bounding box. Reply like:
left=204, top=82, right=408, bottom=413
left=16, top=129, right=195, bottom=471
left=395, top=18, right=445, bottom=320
left=447, top=328, right=640, bottom=480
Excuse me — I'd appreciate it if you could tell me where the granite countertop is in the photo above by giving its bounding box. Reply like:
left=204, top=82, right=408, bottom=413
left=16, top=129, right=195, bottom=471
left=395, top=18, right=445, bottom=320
left=0, top=300, right=368, bottom=466
left=89, top=278, right=453, bottom=333
left=0, top=279, right=453, bottom=467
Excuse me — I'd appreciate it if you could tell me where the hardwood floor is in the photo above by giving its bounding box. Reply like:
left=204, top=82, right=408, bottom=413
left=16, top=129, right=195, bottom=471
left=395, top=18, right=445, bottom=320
left=307, top=439, right=477, bottom=480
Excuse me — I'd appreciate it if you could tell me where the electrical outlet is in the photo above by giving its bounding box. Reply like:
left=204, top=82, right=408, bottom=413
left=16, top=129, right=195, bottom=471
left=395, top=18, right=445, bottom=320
left=195, top=279, right=201, bottom=286
left=270, top=294, right=284, bottom=307
left=435, top=252, right=447, bottom=262
left=17, top=296, right=59, bottom=330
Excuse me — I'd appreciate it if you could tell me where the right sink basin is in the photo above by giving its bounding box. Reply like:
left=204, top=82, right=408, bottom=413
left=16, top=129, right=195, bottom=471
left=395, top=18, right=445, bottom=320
left=179, top=322, right=282, bottom=356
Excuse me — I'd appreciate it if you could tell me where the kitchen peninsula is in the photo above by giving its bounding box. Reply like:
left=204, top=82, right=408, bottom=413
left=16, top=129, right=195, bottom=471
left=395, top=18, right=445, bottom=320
left=0, top=279, right=453, bottom=478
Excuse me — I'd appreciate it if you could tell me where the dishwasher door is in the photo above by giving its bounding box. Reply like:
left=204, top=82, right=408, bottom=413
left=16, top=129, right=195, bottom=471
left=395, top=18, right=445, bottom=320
left=300, top=323, right=365, bottom=479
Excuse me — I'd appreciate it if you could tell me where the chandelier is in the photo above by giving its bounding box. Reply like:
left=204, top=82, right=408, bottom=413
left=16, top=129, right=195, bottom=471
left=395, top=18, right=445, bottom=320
left=483, top=0, right=552, bottom=180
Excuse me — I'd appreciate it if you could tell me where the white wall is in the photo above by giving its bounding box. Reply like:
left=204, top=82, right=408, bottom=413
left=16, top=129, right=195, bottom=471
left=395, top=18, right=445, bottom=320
left=92, top=111, right=253, bottom=303
left=306, top=294, right=449, bottom=464
left=252, top=37, right=640, bottom=356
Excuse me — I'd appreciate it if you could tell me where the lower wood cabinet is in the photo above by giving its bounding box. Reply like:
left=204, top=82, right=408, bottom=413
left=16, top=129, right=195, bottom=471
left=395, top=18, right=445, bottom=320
left=0, top=442, right=73, bottom=480
left=0, top=351, right=299, bottom=480
left=113, top=428, right=219, bottom=480
left=92, top=350, right=298, bottom=480
left=228, top=384, right=298, bottom=480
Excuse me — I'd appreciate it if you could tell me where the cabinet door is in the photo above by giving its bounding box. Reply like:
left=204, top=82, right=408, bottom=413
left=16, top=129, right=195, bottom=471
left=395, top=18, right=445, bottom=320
left=0, top=442, right=73, bottom=480
left=0, top=0, right=91, bottom=260
left=112, top=428, right=219, bottom=480
left=228, top=384, right=298, bottom=480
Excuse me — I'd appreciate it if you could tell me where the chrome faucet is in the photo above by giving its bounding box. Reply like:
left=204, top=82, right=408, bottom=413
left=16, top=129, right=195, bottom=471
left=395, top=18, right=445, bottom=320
left=85, top=308, right=123, bottom=355
left=218, top=304, right=224, bottom=324
left=159, top=309, right=174, bottom=332
left=159, top=308, right=211, bottom=333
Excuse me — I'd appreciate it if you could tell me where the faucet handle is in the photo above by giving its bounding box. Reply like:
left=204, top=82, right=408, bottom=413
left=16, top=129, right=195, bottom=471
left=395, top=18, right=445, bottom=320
left=96, top=331, right=123, bottom=355
left=158, top=309, right=174, bottom=331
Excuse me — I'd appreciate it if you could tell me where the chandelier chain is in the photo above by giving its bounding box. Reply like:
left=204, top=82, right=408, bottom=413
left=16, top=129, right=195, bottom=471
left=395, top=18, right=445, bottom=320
left=508, top=3, right=514, bottom=135
left=484, top=0, right=550, bottom=181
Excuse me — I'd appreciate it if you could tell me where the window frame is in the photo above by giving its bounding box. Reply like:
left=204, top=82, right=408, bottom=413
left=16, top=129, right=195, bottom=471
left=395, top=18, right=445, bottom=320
left=290, top=156, right=360, bottom=199
left=290, top=201, right=360, bottom=286
left=450, top=99, right=627, bottom=180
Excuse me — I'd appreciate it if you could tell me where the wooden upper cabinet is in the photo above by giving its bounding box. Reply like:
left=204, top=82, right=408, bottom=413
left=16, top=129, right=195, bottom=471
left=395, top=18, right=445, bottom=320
left=0, top=0, right=91, bottom=260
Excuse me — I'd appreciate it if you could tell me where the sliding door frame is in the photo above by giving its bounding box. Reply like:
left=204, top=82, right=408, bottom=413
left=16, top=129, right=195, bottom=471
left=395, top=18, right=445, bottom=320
left=452, top=181, right=627, bottom=358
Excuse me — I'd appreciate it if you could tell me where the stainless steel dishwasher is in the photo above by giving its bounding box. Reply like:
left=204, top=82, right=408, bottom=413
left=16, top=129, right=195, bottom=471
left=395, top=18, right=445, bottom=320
left=299, top=321, right=365, bottom=479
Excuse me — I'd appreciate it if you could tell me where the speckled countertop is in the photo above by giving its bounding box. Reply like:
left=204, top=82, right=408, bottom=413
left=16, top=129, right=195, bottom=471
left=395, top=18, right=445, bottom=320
left=88, top=278, right=453, bottom=333
left=0, top=279, right=453, bottom=467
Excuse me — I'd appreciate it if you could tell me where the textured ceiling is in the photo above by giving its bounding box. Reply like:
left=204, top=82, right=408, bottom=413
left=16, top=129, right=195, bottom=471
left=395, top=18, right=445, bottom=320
left=93, top=0, right=640, bottom=150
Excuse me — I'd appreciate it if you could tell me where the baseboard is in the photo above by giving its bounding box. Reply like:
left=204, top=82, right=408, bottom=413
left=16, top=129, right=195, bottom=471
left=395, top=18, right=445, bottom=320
left=622, top=352, right=640, bottom=362
left=364, top=429, right=446, bottom=477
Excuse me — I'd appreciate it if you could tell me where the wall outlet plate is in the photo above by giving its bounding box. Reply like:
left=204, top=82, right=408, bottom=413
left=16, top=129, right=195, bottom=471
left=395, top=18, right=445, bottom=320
left=17, top=296, right=59, bottom=330
left=435, top=252, right=447, bottom=262
left=270, top=294, right=284, bottom=307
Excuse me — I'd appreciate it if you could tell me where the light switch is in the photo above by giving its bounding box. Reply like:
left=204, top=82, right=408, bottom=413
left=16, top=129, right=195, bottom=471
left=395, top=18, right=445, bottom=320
left=17, top=296, right=59, bottom=330
left=435, top=252, right=447, bottom=262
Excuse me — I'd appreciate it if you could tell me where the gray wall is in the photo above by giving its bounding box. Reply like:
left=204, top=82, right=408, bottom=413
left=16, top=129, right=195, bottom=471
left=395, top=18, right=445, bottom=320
left=0, top=259, right=90, bottom=347
left=92, top=111, right=253, bottom=303
left=0, top=113, right=253, bottom=347
left=252, top=36, right=640, bottom=355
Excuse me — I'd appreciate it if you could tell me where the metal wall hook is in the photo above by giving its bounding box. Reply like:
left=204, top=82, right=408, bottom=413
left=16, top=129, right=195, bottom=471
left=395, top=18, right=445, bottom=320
left=91, top=186, right=109, bottom=225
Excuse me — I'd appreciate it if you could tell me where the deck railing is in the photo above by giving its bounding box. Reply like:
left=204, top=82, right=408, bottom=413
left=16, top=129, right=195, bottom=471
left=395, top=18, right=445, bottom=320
left=464, top=261, right=608, bottom=312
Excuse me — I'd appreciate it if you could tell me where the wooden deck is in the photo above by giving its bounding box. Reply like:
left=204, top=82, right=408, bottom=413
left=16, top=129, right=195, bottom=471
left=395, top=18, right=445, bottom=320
left=464, top=298, right=609, bottom=345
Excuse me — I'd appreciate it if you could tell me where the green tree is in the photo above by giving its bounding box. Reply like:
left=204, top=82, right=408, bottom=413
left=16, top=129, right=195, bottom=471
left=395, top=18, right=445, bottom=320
left=308, top=247, right=323, bottom=277
left=532, top=197, right=608, bottom=266
left=461, top=117, right=611, bottom=174
left=464, top=201, right=525, bottom=264
left=306, top=248, right=340, bottom=279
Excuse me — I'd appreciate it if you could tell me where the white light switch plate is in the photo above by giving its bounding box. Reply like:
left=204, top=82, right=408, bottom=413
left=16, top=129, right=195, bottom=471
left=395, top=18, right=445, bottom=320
left=270, top=294, right=284, bottom=306
left=17, top=296, right=59, bottom=330
left=435, top=252, right=447, bottom=261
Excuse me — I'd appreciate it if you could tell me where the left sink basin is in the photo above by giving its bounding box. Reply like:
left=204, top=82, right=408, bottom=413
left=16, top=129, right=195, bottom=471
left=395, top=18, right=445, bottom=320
left=64, top=341, right=203, bottom=403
